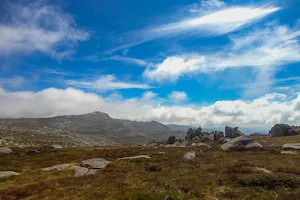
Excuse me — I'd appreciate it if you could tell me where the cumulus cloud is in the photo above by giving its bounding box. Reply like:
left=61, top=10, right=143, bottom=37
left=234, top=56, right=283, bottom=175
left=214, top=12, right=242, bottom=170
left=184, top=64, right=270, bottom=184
left=1, top=87, right=299, bottom=131
left=141, top=91, right=158, bottom=101
left=65, top=75, right=152, bottom=91
left=144, top=24, right=300, bottom=94
left=168, top=91, right=188, bottom=102
left=0, top=1, right=89, bottom=59
left=109, top=5, right=279, bottom=53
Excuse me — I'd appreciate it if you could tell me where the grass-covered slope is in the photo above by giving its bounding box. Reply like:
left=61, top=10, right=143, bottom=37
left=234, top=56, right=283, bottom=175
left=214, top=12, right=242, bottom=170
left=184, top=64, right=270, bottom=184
left=1, top=136, right=300, bottom=200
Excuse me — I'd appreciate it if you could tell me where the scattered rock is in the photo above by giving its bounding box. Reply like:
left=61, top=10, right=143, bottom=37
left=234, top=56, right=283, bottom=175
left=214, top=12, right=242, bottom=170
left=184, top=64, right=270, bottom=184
left=225, top=126, right=244, bottom=138
left=281, top=151, right=296, bottom=155
left=0, top=171, right=20, bottom=178
left=269, top=124, right=299, bottom=137
left=81, top=158, right=110, bottom=169
left=252, top=167, right=272, bottom=174
left=213, top=131, right=224, bottom=141
left=158, top=152, right=166, bottom=155
left=219, top=138, right=231, bottom=144
left=0, top=147, right=12, bottom=154
left=70, top=166, right=89, bottom=177
left=85, top=169, right=98, bottom=176
left=194, top=127, right=203, bottom=137
left=50, top=144, right=63, bottom=149
left=191, top=143, right=211, bottom=149
left=28, top=150, right=41, bottom=154
left=117, top=155, right=151, bottom=160
left=44, top=144, right=63, bottom=149
left=187, top=128, right=196, bottom=140
left=282, top=143, right=300, bottom=151
left=221, top=136, right=263, bottom=152
left=166, top=136, right=176, bottom=144
left=43, top=164, right=73, bottom=171
left=182, top=151, right=195, bottom=161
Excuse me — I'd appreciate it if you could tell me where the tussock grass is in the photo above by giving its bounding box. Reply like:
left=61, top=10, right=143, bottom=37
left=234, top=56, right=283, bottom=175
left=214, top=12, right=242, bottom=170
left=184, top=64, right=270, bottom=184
left=1, top=135, right=300, bottom=199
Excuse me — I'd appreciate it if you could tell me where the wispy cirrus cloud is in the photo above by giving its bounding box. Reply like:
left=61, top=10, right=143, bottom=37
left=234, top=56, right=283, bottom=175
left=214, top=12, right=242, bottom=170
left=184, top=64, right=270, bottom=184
left=104, top=56, right=150, bottom=67
left=0, top=76, right=26, bottom=88
left=109, top=4, right=280, bottom=53
left=0, top=1, right=89, bottom=59
left=143, top=24, right=300, bottom=85
left=65, top=75, right=152, bottom=91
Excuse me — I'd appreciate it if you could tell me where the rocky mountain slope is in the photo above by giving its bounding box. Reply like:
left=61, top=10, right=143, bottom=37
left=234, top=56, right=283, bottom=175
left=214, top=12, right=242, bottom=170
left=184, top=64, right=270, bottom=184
left=0, top=111, right=184, bottom=147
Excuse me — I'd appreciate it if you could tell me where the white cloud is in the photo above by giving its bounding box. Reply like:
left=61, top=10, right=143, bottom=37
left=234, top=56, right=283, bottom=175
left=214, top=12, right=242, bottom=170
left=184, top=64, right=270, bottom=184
left=109, top=5, right=279, bottom=53
left=168, top=91, right=188, bottom=102
left=0, top=76, right=26, bottom=88
left=144, top=25, right=300, bottom=87
left=200, top=0, right=226, bottom=9
left=0, top=87, right=300, bottom=131
left=0, top=1, right=89, bottom=59
left=65, top=75, right=152, bottom=91
left=104, top=56, right=149, bottom=67
left=141, top=91, right=158, bottom=101
left=189, top=0, right=226, bottom=13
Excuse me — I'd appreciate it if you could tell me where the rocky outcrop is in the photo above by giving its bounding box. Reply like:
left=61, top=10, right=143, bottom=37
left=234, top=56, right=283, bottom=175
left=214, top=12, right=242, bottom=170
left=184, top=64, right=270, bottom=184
left=282, top=143, right=300, bottom=151
left=194, top=127, right=202, bottom=137
left=187, top=128, right=196, bottom=140
left=269, top=124, right=300, bottom=137
left=0, top=147, right=12, bottom=154
left=182, top=151, right=195, bottom=161
left=221, top=136, right=263, bottom=151
left=225, top=126, right=244, bottom=138
left=187, top=127, right=202, bottom=140
left=81, top=158, right=110, bottom=169
left=166, top=136, right=176, bottom=144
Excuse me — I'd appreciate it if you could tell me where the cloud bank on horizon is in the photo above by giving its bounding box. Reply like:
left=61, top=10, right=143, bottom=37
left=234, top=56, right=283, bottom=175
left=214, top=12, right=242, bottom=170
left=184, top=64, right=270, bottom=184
left=0, top=0, right=300, bottom=130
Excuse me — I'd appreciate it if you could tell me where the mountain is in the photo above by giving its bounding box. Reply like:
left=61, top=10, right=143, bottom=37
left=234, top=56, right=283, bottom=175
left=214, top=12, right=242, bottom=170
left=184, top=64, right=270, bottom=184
left=0, top=111, right=184, bottom=147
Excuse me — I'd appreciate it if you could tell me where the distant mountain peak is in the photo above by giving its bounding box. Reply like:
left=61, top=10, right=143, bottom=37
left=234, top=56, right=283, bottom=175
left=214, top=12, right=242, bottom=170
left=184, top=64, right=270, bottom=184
left=86, top=111, right=110, bottom=118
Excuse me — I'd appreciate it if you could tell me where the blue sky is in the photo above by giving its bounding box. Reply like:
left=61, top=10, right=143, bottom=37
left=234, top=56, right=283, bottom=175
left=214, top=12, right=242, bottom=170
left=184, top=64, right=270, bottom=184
left=0, top=0, right=300, bottom=131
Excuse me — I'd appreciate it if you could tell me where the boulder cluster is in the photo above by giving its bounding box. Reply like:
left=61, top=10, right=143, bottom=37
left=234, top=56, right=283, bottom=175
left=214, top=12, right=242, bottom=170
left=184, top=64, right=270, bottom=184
left=269, top=124, right=300, bottom=137
left=186, top=127, right=225, bottom=141
left=225, top=126, right=244, bottom=138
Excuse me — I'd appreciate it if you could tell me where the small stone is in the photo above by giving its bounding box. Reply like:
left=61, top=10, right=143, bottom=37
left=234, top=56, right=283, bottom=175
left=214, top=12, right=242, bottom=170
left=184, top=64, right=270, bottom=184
left=0, top=147, right=12, bottom=154
left=117, top=155, right=151, bottom=160
left=70, top=166, right=89, bottom=177
left=81, top=158, right=110, bottom=169
left=182, top=151, right=195, bottom=161
left=252, top=167, right=272, bottom=174
left=281, top=151, right=296, bottom=155
left=282, top=143, right=300, bottom=151
left=42, top=164, right=73, bottom=171
left=191, top=143, right=211, bottom=149
left=85, top=169, right=98, bottom=176
left=0, top=171, right=20, bottom=178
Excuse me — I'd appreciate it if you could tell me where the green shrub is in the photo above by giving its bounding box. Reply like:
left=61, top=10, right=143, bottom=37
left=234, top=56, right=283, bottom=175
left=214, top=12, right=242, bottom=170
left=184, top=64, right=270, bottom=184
left=238, top=174, right=300, bottom=189
left=145, top=164, right=162, bottom=172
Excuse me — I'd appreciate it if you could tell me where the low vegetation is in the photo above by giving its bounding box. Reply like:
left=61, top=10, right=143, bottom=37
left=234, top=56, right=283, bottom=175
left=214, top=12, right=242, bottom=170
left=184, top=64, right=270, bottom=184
left=1, top=135, right=300, bottom=199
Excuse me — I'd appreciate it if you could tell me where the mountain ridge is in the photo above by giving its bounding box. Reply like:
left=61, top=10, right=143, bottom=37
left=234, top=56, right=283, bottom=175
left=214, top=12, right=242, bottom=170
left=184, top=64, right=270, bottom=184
left=0, top=111, right=184, bottom=147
